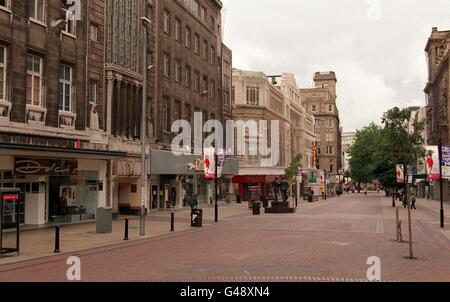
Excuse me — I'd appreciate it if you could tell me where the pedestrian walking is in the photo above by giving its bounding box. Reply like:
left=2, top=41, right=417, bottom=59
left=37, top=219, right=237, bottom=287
left=410, top=193, right=416, bottom=210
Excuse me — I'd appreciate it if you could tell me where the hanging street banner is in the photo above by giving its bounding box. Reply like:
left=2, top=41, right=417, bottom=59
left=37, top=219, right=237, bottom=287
left=203, top=148, right=227, bottom=179
left=203, top=147, right=215, bottom=179
left=396, top=165, right=405, bottom=183
left=425, top=146, right=440, bottom=180
left=216, top=149, right=227, bottom=179
left=442, top=145, right=450, bottom=180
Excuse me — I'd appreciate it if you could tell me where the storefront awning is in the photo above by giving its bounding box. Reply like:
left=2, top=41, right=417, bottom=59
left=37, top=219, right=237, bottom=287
left=150, top=150, right=239, bottom=175
left=0, top=143, right=127, bottom=160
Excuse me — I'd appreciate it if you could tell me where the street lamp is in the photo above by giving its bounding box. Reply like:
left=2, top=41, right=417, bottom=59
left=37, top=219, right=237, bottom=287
left=439, top=139, right=445, bottom=228
left=139, top=16, right=151, bottom=237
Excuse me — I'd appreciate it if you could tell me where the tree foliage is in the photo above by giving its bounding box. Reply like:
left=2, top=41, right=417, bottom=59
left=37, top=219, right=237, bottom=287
left=285, top=154, right=302, bottom=180
left=349, top=107, right=427, bottom=189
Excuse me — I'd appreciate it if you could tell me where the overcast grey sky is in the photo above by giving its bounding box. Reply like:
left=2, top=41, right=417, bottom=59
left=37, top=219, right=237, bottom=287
left=221, top=0, right=450, bottom=132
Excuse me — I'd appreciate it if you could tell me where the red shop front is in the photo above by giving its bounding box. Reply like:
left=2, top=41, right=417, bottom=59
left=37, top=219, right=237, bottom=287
left=232, top=175, right=281, bottom=202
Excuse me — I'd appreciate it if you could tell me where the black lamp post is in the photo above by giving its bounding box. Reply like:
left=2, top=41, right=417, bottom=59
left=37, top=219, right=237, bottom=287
left=439, top=139, right=445, bottom=228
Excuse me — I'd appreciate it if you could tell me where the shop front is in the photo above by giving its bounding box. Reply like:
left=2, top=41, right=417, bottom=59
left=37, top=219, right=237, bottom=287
left=0, top=144, right=126, bottom=226
left=150, top=150, right=239, bottom=210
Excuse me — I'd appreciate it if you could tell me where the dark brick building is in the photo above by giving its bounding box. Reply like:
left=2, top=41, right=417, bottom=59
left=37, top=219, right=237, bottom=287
left=0, top=0, right=124, bottom=227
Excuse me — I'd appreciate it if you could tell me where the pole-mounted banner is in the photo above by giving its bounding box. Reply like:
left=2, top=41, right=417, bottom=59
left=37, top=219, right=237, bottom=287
left=396, top=164, right=405, bottom=184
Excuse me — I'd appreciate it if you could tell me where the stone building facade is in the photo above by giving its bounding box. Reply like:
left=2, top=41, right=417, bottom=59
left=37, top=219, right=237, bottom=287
left=0, top=0, right=125, bottom=226
left=424, top=27, right=450, bottom=202
left=301, top=71, right=342, bottom=175
left=231, top=69, right=291, bottom=202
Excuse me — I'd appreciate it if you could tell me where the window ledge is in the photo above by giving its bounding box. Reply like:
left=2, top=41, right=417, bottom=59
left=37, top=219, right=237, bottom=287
left=58, top=110, right=77, bottom=130
left=0, top=99, right=11, bottom=121
left=26, top=104, right=47, bottom=126
left=0, top=6, right=12, bottom=14
left=29, top=18, right=47, bottom=28
left=62, top=31, right=77, bottom=39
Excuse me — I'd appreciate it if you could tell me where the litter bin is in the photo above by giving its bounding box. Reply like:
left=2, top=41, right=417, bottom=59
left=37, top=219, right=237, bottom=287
left=252, top=202, right=261, bottom=215
left=191, top=209, right=203, bottom=227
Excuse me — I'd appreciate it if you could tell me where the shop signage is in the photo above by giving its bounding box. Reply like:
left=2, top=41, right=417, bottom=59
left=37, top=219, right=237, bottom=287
left=2, top=194, right=19, bottom=201
left=15, top=158, right=78, bottom=176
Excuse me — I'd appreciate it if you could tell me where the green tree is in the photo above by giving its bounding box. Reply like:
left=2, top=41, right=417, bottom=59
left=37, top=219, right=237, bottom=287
left=285, top=154, right=302, bottom=180
left=349, top=123, right=384, bottom=191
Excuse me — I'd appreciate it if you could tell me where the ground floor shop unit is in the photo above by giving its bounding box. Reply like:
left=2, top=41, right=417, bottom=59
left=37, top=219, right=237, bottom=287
left=0, top=143, right=126, bottom=226
left=113, top=150, right=239, bottom=214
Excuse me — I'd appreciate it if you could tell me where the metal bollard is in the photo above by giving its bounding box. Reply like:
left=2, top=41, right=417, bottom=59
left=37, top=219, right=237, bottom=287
left=170, top=212, right=175, bottom=232
left=124, top=219, right=129, bottom=241
left=54, top=225, right=61, bottom=254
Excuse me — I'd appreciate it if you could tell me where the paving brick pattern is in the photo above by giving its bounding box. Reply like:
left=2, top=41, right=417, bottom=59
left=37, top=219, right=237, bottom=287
left=0, top=193, right=449, bottom=282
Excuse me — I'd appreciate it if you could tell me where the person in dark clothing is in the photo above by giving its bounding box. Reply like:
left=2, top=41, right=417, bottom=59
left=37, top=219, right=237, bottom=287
left=272, top=177, right=281, bottom=202
left=410, top=193, right=417, bottom=210
left=280, top=178, right=290, bottom=202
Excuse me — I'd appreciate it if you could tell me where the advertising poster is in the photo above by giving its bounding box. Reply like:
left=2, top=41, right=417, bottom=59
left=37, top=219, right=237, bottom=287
left=203, top=148, right=216, bottom=179
left=442, top=145, right=450, bottom=180
left=396, top=165, right=405, bottom=183
left=425, top=146, right=440, bottom=180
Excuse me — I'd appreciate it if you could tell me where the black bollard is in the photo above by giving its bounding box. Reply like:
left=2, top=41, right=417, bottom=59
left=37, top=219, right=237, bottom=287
left=54, top=225, right=61, bottom=253
left=124, top=219, right=129, bottom=241
left=170, top=212, right=175, bottom=232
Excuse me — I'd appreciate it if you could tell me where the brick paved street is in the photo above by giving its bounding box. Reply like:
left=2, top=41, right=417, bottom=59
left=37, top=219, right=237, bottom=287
left=1, top=193, right=450, bottom=282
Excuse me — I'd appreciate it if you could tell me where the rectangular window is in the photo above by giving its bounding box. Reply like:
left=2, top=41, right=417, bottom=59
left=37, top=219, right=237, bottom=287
left=175, top=60, right=181, bottom=83
left=175, top=18, right=181, bottom=42
left=29, top=0, right=45, bottom=22
left=246, top=86, right=259, bottom=105
left=162, top=96, right=170, bottom=132
left=26, top=54, right=43, bottom=107
left=174, top=100, right=181, bottom=121
left=185, top=65, right=191, bottom=87
left=193, top=0, right=199, bottom=15
left=194, top=71, right=200, bottom=92
left=88, top=81, right=97, bottom=105
left=328, top=104, right=333, bottom=112
left=200, top=6, right=206, bottom=21
left=0, top=46, right=6, bottom=101
left=224, top=91, right=230, bottom=106
left=58, top=64, right=73, bottom=112
left=63, top=9, right=76, bottom=35
left=184, top=104, right=191, bottom=122
left=311, top=104, right=317, bottom=112
left=163, top=53, right=170, bottom=77
left=210, top=46, right=215, bottom=65
left=231, top=86, right=235, bottom=104
left=210, top=80, right=215, bottom=99
left=0, top=0, right=11, bottom=9
left=194, top=34, right=200, bottom=54
left=185, top=27, right=191, bottom=48
left=90, top=24, right=98, bottom=41
left=202, top=75, right=208, bottom=94
left=163, top=10, right=170, bottom=34
left=202, top=40, right=208, bottom=60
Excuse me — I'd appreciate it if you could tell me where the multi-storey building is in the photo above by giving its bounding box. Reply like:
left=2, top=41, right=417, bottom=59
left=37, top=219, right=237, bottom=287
left=341, top=132, right=356, bottom=174
left=301, top=72, right=342, bottom=175
left=0, top=0, right=126, bottom=226
left=231, top=69, right=291, bottom=202
left=269, top=73, right=317, bottom=170
left=105, top=0, right=235, bottom=214
left=424, top=27, right=450, bottom=201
